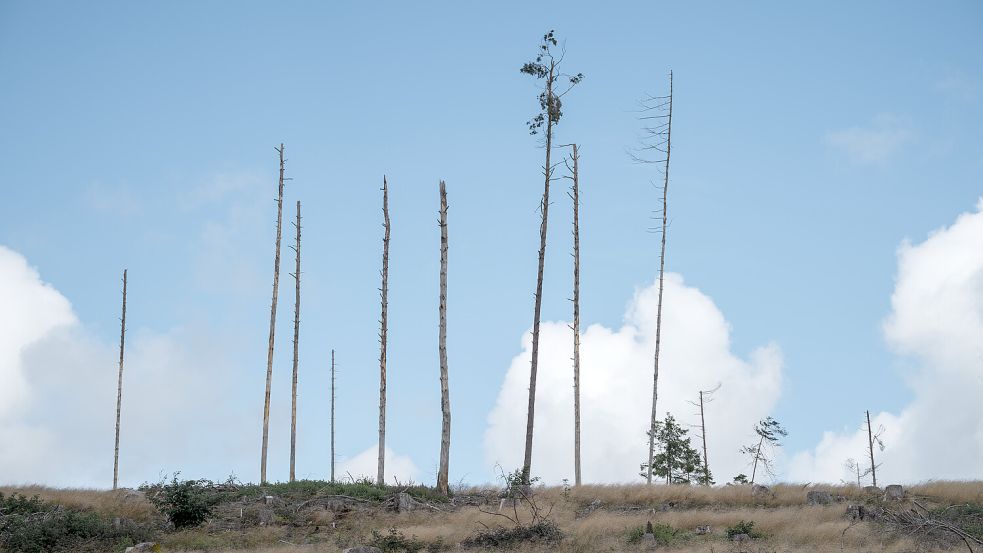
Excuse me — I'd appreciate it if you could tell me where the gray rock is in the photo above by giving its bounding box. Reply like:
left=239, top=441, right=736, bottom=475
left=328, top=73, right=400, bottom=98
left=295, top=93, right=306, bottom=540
left=884, top=484, right=904, bottom=500
left=751, top=484, right=771, bottom=497
left=124, top=544, right=159, bottom=553
left=731, top=533, right=751, bottom=542
left=694, top=524, right=712, bottom=535
left=263, top=495, right=275, bottom=505
left=640, top=532, right=656, bottom=544
left=343, top=547, right=383, bottom=553
left=576, top=498, right=602, bottom=519
left=806, top=490, right=833, bottom=505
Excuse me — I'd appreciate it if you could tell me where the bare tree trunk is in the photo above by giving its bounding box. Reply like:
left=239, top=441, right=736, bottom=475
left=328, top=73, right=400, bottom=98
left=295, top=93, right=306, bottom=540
left=750, top=435, right=763, bottom=485
left=377, top=177, right=390, bottom=486
left=330, top=349, right=336, bottom=483
left=523, top=60, right=556, bottom=481
left=261, top=144, right=286, bottom=484
left=113, top=269, right=127, bottom=490
left=289, top=200, right=302, bottom=482
left=569, top=144, right=582, bottom=487
left=699, top=390, right=709, bottom=485
left=436, top=180, right=451, bottom=496
left=646, top=72, right=673, bottom=484
left=866, top=410, right=877, bottom=487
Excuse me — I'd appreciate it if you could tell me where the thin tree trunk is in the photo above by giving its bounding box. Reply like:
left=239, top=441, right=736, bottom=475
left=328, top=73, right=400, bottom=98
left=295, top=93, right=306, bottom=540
left=523, top=60, right=556, bottom=481
left=646, top=72, right=673, bottom=484
left=699, top=391, right=709, bottom=485
left=330, top=349, right=336, bottom=483
left=377, top=177, right=390, bottom=486
left=570, top=144, right=582, bottom=487
left=113, top=269, right=127, bottom=490
left=866, top=410, right=877, bottom=487
left=436, top=180, right=451, bottom=496
left=289, top=200, right=301, bottom=482
left=750, top=435, right=763, bottom=485
left=261, top=144, right=286, bottom=484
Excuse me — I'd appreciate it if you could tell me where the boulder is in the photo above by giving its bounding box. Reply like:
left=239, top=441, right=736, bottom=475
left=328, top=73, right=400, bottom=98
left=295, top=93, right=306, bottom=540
left=694, top=525, right=712, bottom=535
left=751, top=484, right=770, bottom=497
left=731, top=533, right=751, bottom=542
left=806, top=490, right=833, bottom=505
left=124, top=544, right=160, bottom=553
left=884, top=484, right=904, bottom=501
left=576, top=499, right=602, bottom=519
left=343, top=547, right=383, bottom=553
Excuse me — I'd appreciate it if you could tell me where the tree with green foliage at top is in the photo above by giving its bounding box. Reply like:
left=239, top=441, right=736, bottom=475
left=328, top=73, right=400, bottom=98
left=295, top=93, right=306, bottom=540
left=640, top=413, right=712, bottom=485
left=741, top=416, right=788, bottom=485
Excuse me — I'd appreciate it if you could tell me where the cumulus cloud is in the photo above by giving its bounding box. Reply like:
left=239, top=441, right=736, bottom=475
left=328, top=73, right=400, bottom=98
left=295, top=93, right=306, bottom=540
left=484, top=274, right=783, bottom=484
left=790, top=199, right=983, bottom=483
left=825, top=114, right=912, bottom=164
left=337, top=445, right=420, bottom=485
left=0, top=245, right=253, bottom=487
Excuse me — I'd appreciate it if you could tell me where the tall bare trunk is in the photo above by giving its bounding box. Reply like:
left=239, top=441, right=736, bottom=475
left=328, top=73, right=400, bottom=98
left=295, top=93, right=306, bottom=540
left=646, top=72, right=672, bottom=484
left=113, top=269, right=127, bottom=490
left=261, top=144, right=286, bottom=484
left=699, top=391, right=709, bottom=485
left=436, top=180, right=451, bottom=496
left=750, top=435, right=763, bottom=485
left=377, top=177, right=390, bottom=486
left=330, top=349, right=336, bottom=483
left=570, top=144, right=582, bottom=487
left=289, top=200, right=302, bottom=482
left=866, top=410, right=877, bottom=487
left=523, top=61, right=556, bottom=481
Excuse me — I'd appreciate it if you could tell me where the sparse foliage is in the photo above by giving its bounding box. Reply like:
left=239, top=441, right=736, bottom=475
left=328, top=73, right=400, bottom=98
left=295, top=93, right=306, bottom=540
left=741, top=416, right=788, bottom=485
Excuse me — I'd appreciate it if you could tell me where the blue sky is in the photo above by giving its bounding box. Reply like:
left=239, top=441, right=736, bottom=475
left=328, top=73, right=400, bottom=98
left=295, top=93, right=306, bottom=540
left=1, top=1, right=981, bottom=487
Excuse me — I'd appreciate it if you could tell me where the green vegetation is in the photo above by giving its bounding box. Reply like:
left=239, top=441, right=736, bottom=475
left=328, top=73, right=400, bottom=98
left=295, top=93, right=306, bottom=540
left=726, top=520, right=764, bottom=539
left=625, top=522, right=684, bottom=545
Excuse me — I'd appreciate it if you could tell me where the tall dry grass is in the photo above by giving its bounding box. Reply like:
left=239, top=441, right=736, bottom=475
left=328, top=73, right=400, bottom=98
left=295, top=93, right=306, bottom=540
left=0, top=484, right=158, bottom=521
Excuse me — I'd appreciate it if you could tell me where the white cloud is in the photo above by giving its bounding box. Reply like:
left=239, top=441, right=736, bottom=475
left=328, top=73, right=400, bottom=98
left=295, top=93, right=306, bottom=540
left=825, top=114, right=912, bottom=164
left=0, top=245, right=253, bottom=488
left=337, top=445, right=420, bottom=486
left=484, top=274, right=784, bottom=485
left=790, top=199, right=983, bottom=483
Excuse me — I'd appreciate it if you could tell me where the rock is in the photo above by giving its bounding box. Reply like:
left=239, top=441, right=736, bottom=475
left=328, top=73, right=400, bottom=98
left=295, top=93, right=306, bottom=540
left=806, top=490, right=833, bottom=505
left=694, top=525, right=712, bottom=535
left=263, top=495, right=275, bottom=505
left=731, top=533, right=751, bottom=542
left=120, top=489, right=146, bottom=503
left=884, top=484, right=904, bottom=501
left=751, top=484, right=770, bottom=497
left=640, top=532, right=656, bottom=544
left=124, top=544, right=160, bottom=553
left=576, top=499, right=602, bottom=519
left=343, top=547, right=383, bottom=553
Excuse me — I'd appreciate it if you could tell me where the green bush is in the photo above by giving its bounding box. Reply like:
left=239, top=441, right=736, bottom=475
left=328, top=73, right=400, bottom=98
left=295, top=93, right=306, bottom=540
left=369, top=527, right=425, bottom=552
left=625, top=522, right=682, bottom=545
left=0, top=492, right=153, bottom=553
left=142, top=475, right=220, bottom=528
left=725, top=520, right=763, bottom=539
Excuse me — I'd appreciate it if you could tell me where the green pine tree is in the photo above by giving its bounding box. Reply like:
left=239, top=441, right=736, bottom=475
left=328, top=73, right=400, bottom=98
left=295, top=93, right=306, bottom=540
left=640, top=413, right=713, bottom=485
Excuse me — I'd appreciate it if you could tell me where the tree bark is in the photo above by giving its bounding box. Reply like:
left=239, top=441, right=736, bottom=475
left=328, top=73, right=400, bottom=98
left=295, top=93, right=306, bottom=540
left=261, top=144, right=286, bottom=484
left=436, top=180, right=451, bottom=496
left=699, top=390, right=709, bottom=485
left=750, top=435, right=763, bottom=485
left=289, top=200, right=301, bottom=482
left=647, top=72, right=673, bottom=484
left=570, top=144, right=582, bottom=487
left=330, top=349, right=336, bottom=483
left=377, top=177, right=390, bottom=486
left=523, top=60, right=556, bottom=481
left=113, top=269, right=127, bottom=490
left=866, top=410, right=877, bottom=487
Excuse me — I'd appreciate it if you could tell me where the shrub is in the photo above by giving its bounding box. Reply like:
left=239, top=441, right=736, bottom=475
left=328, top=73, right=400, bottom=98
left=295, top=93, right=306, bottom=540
left=625, top=522, right=682, bottom=545
left=369, top=527, right=425, bottom=553
left=142, top=475, right=220, bottom=528
left=462, top=520, right=563, bottom=548
left=726, top=520, right=763, bottom=539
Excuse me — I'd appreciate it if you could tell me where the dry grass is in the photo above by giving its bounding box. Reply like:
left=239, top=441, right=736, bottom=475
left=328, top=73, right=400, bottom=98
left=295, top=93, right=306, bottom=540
left=0, top=484, right=158, bottom=522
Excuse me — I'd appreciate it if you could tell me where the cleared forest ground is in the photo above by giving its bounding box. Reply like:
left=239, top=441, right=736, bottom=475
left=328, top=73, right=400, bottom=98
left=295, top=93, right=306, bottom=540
left=2, top=481, right=981, bottom=552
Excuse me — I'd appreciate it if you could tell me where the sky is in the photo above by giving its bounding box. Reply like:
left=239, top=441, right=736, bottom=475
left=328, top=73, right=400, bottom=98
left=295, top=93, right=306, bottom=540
left=1, top=1, right=982, bottom=489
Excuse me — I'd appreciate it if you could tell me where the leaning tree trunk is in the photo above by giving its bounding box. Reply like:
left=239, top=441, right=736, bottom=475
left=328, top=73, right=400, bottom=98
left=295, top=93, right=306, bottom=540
left=750, top=435, right=764, bottom=485
left=866, top=410, right=877, bottom=487
left=570, top=144, right=582, bottom=487
left=289, top=200, right=302, bottom=482
left=699, top=390, right=710, bottom=485
left=436, top=180, right=451, bottom=496
left=646, top=73, right=672, bottom=484
left=261, top=144, right=286, bottom=484
left=377, top=177, right=390, bottom=486
left=523, top=60, right=556, bottom=482
left=113, top=269, right=127, bottom=490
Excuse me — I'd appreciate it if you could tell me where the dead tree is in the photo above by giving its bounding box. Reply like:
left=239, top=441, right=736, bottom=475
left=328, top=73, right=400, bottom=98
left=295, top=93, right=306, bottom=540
left=687, top=383, right=719, bottom=486
left=377, top=177, right=391, bottom=486
left=436, top=180, right=451, bottom=496
left=112, top=269, right=127, bottom=490
left=866, top=410, right=885, bottom=487
left=261, top=143, right=287, bottom=484
left=289, top=200, right=302, bottom=482
left=330, top=349, right=336, bottom=483
left=519, top=30, right=583, bottom=481
left=565, top=144, right=583, bottom=486
left=632, top=72, right=673, bottom=484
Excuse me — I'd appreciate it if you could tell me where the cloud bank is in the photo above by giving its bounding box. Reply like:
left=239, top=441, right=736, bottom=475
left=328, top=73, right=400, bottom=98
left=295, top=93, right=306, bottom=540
left=790, top=199, right=983, bottom=483
left=484, top=274, right=783, bottom=484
